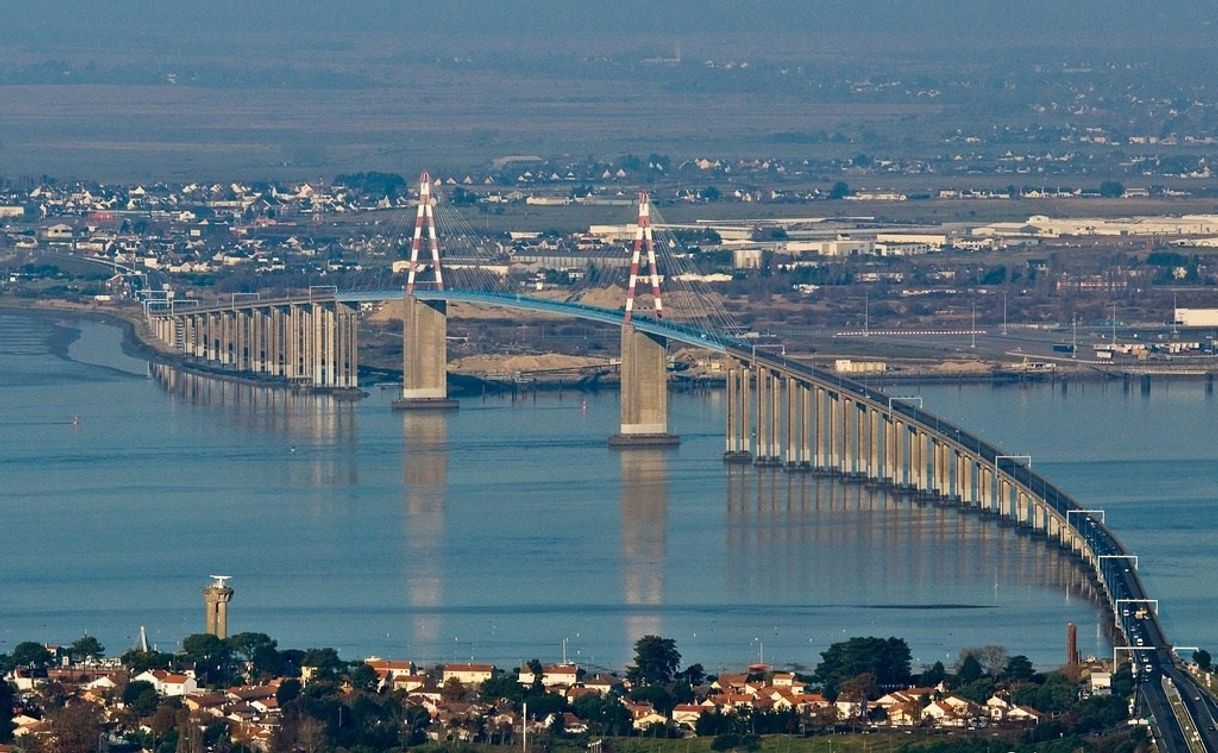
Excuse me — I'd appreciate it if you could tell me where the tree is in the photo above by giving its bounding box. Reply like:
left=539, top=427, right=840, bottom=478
left=1099, top=180, right=1126, bottom=198
left=814, top=637, right=911, bottom=698
left=702, top=186, right=721, bottom=202
left=121, top=649, right=173, bottom=673
left=678, top=663, right=706, bottom=686
left=1002, top=655, right=1035, bottom=682
left=228, top=633, right=280, bottom=680
left=0, top=678, right=14, bottom=743
left=180, top=634, right=230, bottom=686
left=1194, top=649, right=1212, bottom=670
left=123, top=680, right=160, bottom=717
left=479, top=674, right=523, bottom=703
left=627, top=635, right=681, bottom=685
left=276, top=679, right=302, bottom=706
left=48, top=703, right=102, bottom=753
left=829, top=181, right=852, bottom=200
left=68, top=635, right=104, bottom=661
left=11, top=642, right=52, bottom=669
left=920, top=661, right=946, bottom=687
left=956, top=655, right=984, bottom=685
left=440, top=677, right=468, bottom=702
left=347, top=664, right=379, bottom=692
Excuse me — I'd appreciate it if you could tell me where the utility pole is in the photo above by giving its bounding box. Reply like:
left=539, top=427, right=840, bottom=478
left=1111, top=302, right=1117, bottom=344
left=1072, top=314, right=1078, bottom=359
left=1002, top=291, right=1008, bottom=336
left=864, top=292, right=869, bottom=337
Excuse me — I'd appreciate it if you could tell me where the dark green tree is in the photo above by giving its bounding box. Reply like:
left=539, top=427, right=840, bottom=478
left=480, top=673, right=524, bottom=703
left=181, top=633, right=231, bottom=686
left=1002, top=655, right=1036, bottom=682
left=829, top=181, right=852, bottom=199
left=0, top=678, right=13, bottom=743
left=1194, top=649, right=1211, bottom=670
left=631, top=683, right=676, bottom=713
left=228, top=632, right=280, bottom=680
left=68, top=635, right=105, bottom=660
left=956, top=654, right=984, bottom=685
left=920, top=661, right=946, bottom=687
left=1099, top=180, right=1126, bottom=198
left=627, top=635, right=681, bottom=685
left=121, top=649, right=174, bottom=673
left=276, top=678, right=302, bottom=705
left=347, top=663, right=379, bottom=692
left=814, top=637, right=912, bottom=698
left=123, top=680, right=160, bottom=717
left=10, top=642, right=53, bottom=669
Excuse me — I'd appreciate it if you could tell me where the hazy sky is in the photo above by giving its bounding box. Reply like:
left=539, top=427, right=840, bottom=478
left=4, top=0, right=1216, bottom=51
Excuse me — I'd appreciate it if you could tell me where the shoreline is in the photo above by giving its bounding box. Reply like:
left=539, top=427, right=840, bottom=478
left=5, top=296, right=1214, bottom=393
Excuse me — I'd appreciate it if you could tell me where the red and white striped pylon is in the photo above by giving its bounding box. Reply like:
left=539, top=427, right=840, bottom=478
left=623, top=191, right=664, bottom=324
left=405, top=171, right=445, bottom=297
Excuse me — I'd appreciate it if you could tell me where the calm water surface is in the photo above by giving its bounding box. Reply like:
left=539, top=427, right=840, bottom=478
left=2, top=313, right=1213, bottom=672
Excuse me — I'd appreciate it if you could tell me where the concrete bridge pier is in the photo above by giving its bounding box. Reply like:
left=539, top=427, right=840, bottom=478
left=610, top=325, right=678, bottom=446
left=394, top=296, right=457, bottom=410
left=723, top=361, right=752, bottom=462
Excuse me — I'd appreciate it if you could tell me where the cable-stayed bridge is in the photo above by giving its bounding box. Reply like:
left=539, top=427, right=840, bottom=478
left=145, top=173, right=1216, bottom=753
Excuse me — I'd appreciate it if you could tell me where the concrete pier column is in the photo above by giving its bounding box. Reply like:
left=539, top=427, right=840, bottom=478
left=799, top=383, right=812, bottom=466
left=344, top=304, right=359, bottom=388
left=921, top=433, right=932, bottom=492
left=610, top=324, right=677, bottom=446
left=267, top=307, right=282, bottom=376
left=724, top=362, right=753, bottom=463
left=725, top=367, right=738, bottom=456
left=284, top=305, right=299, bottom=379
left=1016, top=491, right=1029, bottom=526
left=849, top=398, right=862, bottom=476
left=828, top=393, right=841, bottom=471
left=755, top=369, right=770, bottom=462
left=769, top=371, right=781, bottom=461
left=394, top=296, right=457, bottom=409
left=868, top=408, right=880, bottom=480
left=741, top=366, right=752, bottom=458
left=784, top=376, right=799, bottom=468
left=885, top=417, right=898, bottom=483
left=962, top=455, right=975, bottom=505
left=220, top=311, right=233, bottom=366
left=814, top=387, right=827, bottom=470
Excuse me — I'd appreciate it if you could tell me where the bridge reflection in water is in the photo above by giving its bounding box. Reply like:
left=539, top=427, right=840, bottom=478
left=723, top=466, right=1110, bottom=658
left=620, top=449, right=668, bottom=654
left=151, top=363, right=358, bottom=488
left=149, top=366, right=1109, bottom=663
left=402, top=411, right=447, bottom=649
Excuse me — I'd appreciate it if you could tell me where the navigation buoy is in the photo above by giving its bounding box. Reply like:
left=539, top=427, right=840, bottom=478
left=71, top=415, right=80, bottom=426
left=581, top=399, right=588, bottom=411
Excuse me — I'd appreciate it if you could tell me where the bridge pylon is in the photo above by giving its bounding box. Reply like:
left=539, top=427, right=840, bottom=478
left=394, top=171, right=457, bottom=410
left=610, top=192, right=677, bottom=446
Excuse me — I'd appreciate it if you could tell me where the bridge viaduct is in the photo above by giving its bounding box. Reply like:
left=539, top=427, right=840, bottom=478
left=144, top=179, right=1213, bottom=753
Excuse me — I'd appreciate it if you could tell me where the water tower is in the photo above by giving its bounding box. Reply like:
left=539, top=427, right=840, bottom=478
left=202, top=575, right=234, bottom=638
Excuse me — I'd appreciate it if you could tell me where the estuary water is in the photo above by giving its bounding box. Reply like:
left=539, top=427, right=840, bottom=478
left=1, top=312, right=1214, bottom=673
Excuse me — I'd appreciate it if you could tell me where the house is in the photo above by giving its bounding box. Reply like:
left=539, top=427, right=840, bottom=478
left=626, top=701, right=668, bottom=731
left=517, top=663, right=580, bottom=689
left=922, top=700, right=969, bottom=727
left=985, top=695, right=1011, bottom=721
left=442, top=663, right=495, bottom=686
left=134, top=669, right=199, bottom=697
left=887, top=701, right=923, bottom=726
left=673, top=703, right=710, bottom=728
left=1006, top=706, right=1042, bottom=725
left=364, top=658, right=418, bottom=687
